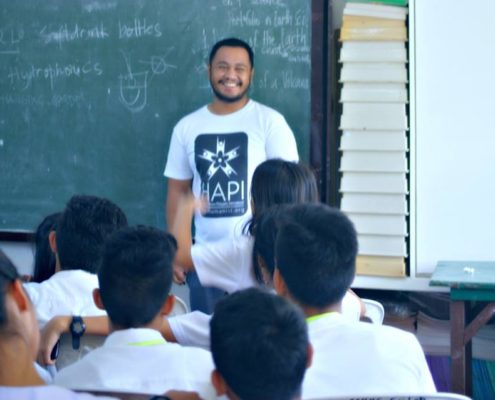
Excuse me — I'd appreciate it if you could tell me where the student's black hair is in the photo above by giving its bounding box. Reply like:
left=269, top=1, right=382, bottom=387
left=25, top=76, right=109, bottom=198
left=246, top=159, right=319, bottom=236
left=0, top=250, right=20, bottom=327
left=32, top=212, right=61, bottom=283
left=210, top=288, right=308, bottom=400
left=98, top=225, right=176, bottom=328
left=209, top=37, right=254, bottom=68
left=252, top=205, right=285, bottom=285
left=56, top=195, right=128, bottom=273
left=275, top=203, right=358, bottom=309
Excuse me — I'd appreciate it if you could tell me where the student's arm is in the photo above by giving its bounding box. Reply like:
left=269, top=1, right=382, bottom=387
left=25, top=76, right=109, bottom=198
left=347, top=288, right=366, bottom=318
left=160, top=316, right=178, bottom=343
left=164, top=390, right=204, bottom=400
left=38, top=315, right=110, bottom=365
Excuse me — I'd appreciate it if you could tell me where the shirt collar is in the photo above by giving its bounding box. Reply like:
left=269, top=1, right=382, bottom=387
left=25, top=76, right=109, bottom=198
left=104, top=328, right=166, bottom=347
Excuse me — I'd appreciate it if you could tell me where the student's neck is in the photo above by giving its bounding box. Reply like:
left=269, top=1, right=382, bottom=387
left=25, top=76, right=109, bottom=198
left=208, top=96, right=249, bottom=115
left=302, top=303, right=342, bottom=319
left=0, top=334, right=44, bottom=386
left=109, top=315, right=166, bottom=334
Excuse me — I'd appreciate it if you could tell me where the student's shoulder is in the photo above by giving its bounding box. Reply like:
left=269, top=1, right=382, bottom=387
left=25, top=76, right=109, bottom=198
left=363, top=321, right=422, bottom=347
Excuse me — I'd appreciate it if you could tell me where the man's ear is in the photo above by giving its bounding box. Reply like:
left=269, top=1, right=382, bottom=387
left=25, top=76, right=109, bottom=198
left=93, top=288, right=105, bottom=310
left=48, top=230, right=57, bottom=254
left=273, top=268, right=288, bottom=297
left=306, top=343, right=314, bottom=369
left=211, top=370, right=228, bottom=396
left=160, top=295, right=175, bottom=317
left=10, top=280, right=30, bottom=312
left=250, top=67, right=255, bottom=80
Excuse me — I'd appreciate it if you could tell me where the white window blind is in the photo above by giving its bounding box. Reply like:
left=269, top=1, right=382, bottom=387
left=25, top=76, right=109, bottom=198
left=339, top=2, right=409, bottom=277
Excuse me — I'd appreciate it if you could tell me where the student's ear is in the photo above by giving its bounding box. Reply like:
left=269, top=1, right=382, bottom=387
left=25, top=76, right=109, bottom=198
left=306, top=343, right=314, bottom=369
left=159, top=294, right=175, bottom=317
left=92, top=288, right=105, bottom=311
left=273, top=268, right=288, bottom=298
left=10, top=280, right=30, bottom=312
left=48, top=230, right=57, bottom=254
left=211, top=370, right=228, bottom=396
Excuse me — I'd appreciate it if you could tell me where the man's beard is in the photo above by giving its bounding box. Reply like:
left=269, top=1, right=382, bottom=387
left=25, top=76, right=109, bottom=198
left=210, top=78, right=251, bottom=103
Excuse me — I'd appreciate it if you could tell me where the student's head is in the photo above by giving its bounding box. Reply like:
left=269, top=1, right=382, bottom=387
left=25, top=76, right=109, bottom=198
left=55, top=195, right=128, bottom=273
left=248, top=159, right=319, bottom=235
left=208, top=38, right=254, bottom=104
left=210, top=288, right=310, bottom=400
left=274, top=203, right=358, bottom=309
left=0, top=250, right=39, bottom=358
left=32, top=212, right=61, bottom=283
left=94, top=226, right=176, bottom=329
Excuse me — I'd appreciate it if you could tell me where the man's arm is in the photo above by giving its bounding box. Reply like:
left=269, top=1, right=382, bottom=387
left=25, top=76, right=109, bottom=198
left=166, top=178, right=193, bottom=229
left=166, top=179, right=193, bottom=283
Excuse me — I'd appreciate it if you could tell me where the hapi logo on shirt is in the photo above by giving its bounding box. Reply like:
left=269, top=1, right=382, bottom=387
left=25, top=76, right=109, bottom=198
left=195, top=132, right=248, bottom=218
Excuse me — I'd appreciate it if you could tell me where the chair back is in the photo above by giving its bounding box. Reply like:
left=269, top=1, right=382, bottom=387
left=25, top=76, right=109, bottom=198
left=56, top=333, right=106, bottom=370
left=170, top=295, right=189, bottom=316
left=362, top=298, right=385, bottom=325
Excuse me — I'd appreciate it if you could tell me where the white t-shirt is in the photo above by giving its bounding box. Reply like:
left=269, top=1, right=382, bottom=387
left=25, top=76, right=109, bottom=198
left=23, top=270, right=106, bottom=328
left=54, top=328, right=216, bottom=399
left=164, top=99, right=298, bottom=245
left=0, top=385, right=117, bottom=400
left=302, top=313, right=436, bottom=398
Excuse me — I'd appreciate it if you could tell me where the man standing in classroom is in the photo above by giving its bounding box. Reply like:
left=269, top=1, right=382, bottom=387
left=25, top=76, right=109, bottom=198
left=164, top=38, right=299, bottom=312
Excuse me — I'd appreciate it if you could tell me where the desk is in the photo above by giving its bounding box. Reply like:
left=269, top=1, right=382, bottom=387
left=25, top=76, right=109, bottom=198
left=430, top=261, right=495, bottom=396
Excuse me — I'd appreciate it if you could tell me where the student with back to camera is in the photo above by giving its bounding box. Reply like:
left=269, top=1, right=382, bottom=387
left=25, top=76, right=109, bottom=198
left=272, top=203, right=436, bottom=398
left=209, top=288, right=311, bottom=400
left=54, top=226, right=216, bottom=399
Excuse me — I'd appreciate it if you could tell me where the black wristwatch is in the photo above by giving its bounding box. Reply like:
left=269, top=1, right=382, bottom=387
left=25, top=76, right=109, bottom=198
left=69, top=316, right=86, bottom=350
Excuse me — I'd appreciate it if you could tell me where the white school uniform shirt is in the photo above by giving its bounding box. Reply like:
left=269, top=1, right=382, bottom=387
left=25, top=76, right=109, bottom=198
left=192, top=216, right=257, bottom=294
left=302, top=312, right=436, bottom=399
left=23, top=270, right=106, bottom=328
left=168, top=292, right=362, bottom=350
left=0, top=385, right=117, bottom=400
left=54, top=328, right=216, bottom=399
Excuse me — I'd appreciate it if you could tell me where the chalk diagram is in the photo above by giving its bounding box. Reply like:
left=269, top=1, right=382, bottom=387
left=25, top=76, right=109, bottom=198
left=118, top=48, right=176, bottom=113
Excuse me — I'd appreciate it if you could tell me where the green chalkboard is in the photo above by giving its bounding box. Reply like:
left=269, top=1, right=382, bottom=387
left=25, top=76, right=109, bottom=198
left=0, top=0, right=311, bottom=231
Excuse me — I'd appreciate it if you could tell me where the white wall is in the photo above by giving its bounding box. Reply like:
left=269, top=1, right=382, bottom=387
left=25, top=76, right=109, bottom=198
left=413, top=0, right=495, bottom=274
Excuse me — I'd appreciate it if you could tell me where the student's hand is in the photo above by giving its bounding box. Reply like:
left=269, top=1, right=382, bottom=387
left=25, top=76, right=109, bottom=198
left=164, top=390, right=204, bottom=400
left=173, top=264, right=187, bottom=285
left=38, top=315, right=70, bottom=365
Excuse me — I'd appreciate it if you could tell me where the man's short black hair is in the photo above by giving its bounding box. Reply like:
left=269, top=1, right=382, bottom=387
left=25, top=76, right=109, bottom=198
left=56, top=195, right=128, bottom=273
left=210, top=288, right=308, bottom=400
left=0, top=250, right=20, bottom=327
left=98, top=225, right=176, bottom=328
left=209, top=37, right=254, bottom=67
left=276, top=203, right=358, bottom=308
